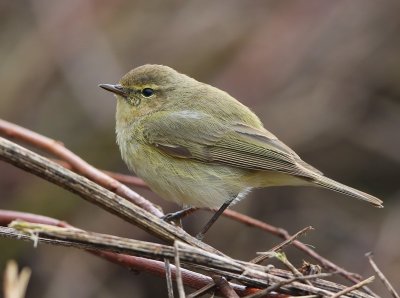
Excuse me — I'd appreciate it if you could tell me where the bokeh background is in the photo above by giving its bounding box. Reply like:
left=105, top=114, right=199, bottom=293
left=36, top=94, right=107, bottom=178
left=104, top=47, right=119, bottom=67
left=1, top=1, right=399, bottom=297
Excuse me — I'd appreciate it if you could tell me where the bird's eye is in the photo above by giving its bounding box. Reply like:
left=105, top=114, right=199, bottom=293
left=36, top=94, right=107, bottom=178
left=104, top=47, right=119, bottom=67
left=141, top=88, right=154, bottom=97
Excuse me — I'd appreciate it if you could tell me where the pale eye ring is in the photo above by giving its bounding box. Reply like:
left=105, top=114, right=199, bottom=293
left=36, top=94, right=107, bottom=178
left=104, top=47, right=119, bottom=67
left=141, top=88, right=154, bottom=97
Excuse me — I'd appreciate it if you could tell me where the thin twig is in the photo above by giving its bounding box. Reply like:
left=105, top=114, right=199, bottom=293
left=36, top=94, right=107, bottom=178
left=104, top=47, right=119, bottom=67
left=366, top=252, right=399, bottom=298
left=174, top=241, right=185, bottom=298
left=188, top=263, right=341, bottom=298
left=269, top=226, right=314, bottom=253
left=329, top=276, right=375, bottom=298
left=189, top=225, right=313, bottom=296
left=165, top=259, right=174, bottom=298
left=187, top=282, right=216, bottom=298
left=274, top=252, right=313, bottom=286
left=251, top=226, right=313, bottom=264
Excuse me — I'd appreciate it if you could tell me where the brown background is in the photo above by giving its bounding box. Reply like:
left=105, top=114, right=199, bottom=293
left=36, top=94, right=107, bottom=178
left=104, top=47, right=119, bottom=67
left=0, top=1, right=399, bottom=297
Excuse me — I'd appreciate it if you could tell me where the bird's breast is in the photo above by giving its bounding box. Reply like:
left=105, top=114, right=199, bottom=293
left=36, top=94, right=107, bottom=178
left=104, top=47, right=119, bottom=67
left=115, top=133, right=253, bottom=207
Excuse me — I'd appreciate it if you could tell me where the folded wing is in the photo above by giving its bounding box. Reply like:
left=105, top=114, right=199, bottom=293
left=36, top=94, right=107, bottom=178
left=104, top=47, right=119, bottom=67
left=142, top=111, right=317, bottom=179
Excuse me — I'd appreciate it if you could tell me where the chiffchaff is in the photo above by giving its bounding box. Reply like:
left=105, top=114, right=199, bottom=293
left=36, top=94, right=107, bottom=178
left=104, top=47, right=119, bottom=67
left=100, top=64, right=382, bottom=238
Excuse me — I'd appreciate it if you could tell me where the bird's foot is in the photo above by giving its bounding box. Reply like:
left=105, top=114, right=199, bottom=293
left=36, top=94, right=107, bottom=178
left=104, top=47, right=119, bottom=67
left=162, top=207, right=198, bottom=222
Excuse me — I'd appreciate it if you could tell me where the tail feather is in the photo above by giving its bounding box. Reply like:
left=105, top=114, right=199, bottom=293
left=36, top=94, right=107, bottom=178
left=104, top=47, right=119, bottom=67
left=312, top=175, right=383, bottom=208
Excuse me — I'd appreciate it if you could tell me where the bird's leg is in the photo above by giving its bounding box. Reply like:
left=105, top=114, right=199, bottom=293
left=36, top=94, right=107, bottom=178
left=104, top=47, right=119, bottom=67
left=162, top=206, right=198, bottom=222
left=196, top=197, right=235, bottom=240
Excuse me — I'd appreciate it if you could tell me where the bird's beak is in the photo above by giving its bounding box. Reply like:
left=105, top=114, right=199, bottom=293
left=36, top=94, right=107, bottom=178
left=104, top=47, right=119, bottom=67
left=98, top=84, right=128, bottom=98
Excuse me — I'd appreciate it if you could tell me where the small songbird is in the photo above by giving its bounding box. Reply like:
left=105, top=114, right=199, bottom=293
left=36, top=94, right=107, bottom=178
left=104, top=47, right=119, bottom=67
left=100, top=64, right=383, bottom=239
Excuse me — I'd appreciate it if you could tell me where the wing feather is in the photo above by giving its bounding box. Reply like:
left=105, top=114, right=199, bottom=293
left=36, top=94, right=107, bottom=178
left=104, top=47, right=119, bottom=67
left=142, top=111, right=318, bottom=178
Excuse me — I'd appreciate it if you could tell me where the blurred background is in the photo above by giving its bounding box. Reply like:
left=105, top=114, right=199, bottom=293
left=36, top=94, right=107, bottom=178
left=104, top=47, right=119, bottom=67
left=1, top=1, right=399, bottom=297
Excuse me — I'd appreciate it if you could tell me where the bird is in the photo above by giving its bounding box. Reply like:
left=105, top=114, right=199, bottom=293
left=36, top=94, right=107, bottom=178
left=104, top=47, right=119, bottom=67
left=99, top=64, right=383, bottom=239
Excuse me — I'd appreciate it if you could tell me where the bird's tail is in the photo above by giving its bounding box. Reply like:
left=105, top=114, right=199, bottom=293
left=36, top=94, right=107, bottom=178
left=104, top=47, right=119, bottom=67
left=312, top=175, right=383, bottom=208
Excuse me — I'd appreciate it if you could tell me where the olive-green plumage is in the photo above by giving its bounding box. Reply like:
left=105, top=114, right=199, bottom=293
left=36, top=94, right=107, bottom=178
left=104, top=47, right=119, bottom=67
left=100, top=64, right=383, bottom=209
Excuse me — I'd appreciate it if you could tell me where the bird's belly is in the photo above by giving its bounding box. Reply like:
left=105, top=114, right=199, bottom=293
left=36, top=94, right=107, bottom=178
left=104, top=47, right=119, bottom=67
left=122, top=143, right=251, bottom=208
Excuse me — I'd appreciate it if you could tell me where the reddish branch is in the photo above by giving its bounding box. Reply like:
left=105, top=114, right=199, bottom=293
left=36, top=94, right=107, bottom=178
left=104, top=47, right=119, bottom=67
left=53, top=159, right=149, bottom=189
left=0, top=119, right=161, bottom=217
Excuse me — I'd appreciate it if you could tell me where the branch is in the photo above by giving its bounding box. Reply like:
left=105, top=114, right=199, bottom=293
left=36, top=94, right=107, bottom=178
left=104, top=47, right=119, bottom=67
left=0, top=136, right=217, bottom=253
left=0, top=118, right=373, bottom=289
left=0, top=119, right=382, bottom=297
left=3, top=222, right=256, bottom=274
left=0, top=119, right=160, bottom=216
left=0, top=211, right=259, bottom=297
left=244, top=272, right=335, bottom=298
left=0, top=223, right=375, bottom=298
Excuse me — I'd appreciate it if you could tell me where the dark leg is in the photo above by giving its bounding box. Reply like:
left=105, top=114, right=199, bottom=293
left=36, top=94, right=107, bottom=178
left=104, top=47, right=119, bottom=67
left=196, top=197, right=235, bottom=240
left=162, top=206, right=198, bottom=222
